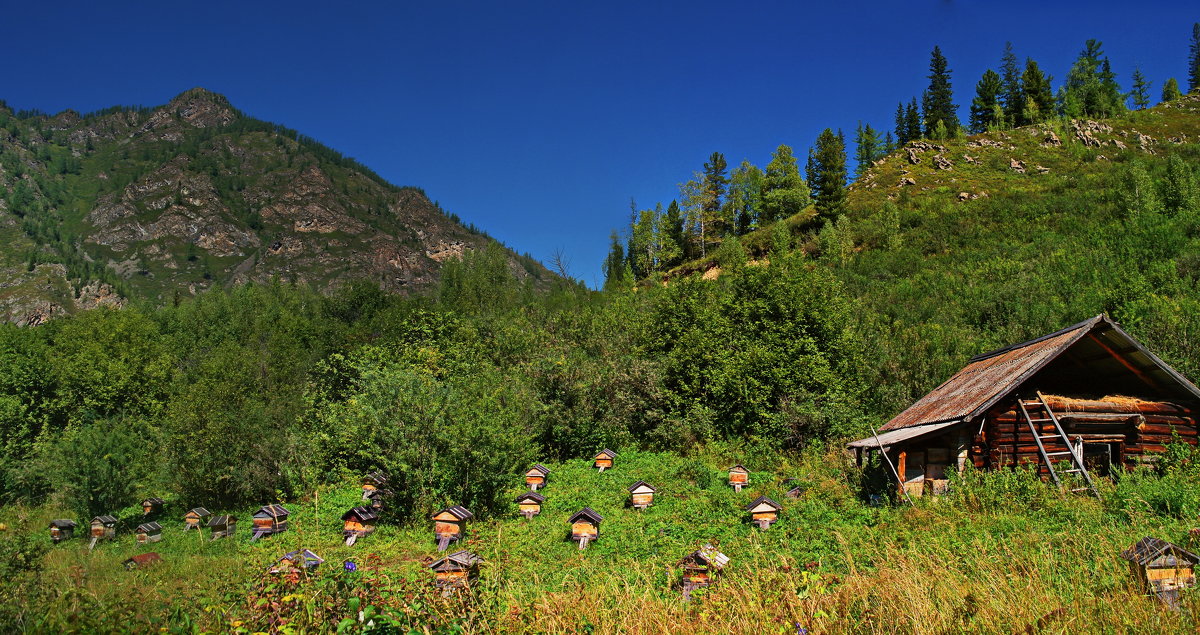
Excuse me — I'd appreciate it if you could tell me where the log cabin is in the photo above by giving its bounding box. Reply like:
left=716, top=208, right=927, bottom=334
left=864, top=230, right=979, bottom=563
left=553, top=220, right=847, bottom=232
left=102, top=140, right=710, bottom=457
left=744, top=496, right=782, bottom=529
left=136, top=522, right=162, bottom=544
left=342, top=506, right=379, bottom=545
left=848, top=315, right=1200, bottom=497
left=593, top=449, right=617, bottom=472
left=728, top=465, right=749, bottom=492
left=569, top=507, right=604, bottom=549
left=49, top=519, right=76, bottom=543
left=207, top=515, right=237, bottom=540
left=525, top=464, right=551, bottom=490
left=89, top=515, right=118, bottom=549
left=680, top=544, right=729, bottom=599
left=1122, top=537, right=1199, bottom=608
left=362, top=471, right=387, bottom=499
left=183, top=507, right=211, bottom=531
left=430, top=550, right=483, bottom=589
left=141, top=497, right=165, bottom=516
left=514, top=491, right=545, bottom=519
left=251, top=505, right=289, bottom=541
left=628, top=481, right=656, bottom=509
left=432, top=505, right=473, bottom=551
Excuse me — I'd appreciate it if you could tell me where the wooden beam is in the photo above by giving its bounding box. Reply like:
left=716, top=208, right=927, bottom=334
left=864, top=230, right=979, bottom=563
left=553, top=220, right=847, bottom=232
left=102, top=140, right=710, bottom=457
left=1086, top=333, right=1168, bottom=395
left=896, top=450, right=907, bottom=498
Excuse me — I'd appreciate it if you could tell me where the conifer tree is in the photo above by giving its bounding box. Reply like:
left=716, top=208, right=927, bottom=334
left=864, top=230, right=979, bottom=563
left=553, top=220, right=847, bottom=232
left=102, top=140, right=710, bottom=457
left=1059, top=40, right=1124, bottom=118
left=894, top=102, right=908, bottom=145
left=761, top=144, right=808, bottom=225
left=1189, top=22, right=1200, bottom=93
left=602, top=231, right=629, bottom=289
left=809, top=128, right=847, bottom=220
left=1163, top=77, right=1184, bottom=102
left=1130, top=68, right=1151, bottom=110
left=664, top=200, right=686, bottom=264
left=999, top=42, right=1024, bottom=127
left=905, top=98, right=921, bottom=142
left=969, top=69, right=1004, bottom=133
left=853, top=123, right=882, bottom=180
left=702, top=151, right=729, bottom=230
left=1021, top=59, right=1055, bottom=123
left=921, top=46, right=959, bottom=138
left=883, top=131, right=895, bottom=155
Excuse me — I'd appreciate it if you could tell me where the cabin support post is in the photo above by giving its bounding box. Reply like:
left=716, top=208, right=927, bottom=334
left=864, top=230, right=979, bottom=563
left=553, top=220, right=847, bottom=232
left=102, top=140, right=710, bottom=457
left=896, top=449, right=907, bottom=498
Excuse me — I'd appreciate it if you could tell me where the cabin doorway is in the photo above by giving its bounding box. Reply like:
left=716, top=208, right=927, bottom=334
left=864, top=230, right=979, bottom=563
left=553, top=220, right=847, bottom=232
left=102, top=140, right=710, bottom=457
left=1077, top=441, right=1122, bottom=477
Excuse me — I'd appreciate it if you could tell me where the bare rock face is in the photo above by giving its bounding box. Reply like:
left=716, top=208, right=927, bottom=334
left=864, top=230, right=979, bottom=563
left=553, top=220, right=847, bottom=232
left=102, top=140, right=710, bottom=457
left=1042, top=130, right=1062, bottom=147
left=906, top=147, right=921, bottom=165
left=1009, top=158, right=1026, bottom=173
left=899, top=176, right=916, bottom=187
left=961, top=154, right=979, bottom=164
left=933, top=154, right=954, bottom=170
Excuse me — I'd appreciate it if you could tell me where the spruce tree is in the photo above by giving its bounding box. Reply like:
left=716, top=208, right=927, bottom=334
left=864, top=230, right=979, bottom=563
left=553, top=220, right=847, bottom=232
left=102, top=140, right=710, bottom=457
left=1163, top=77, right=1184, bottom=102
left=1059, top=40, right=1123, bottom=118
left=969, top=69, right=1004, bottom=133
left=602, top=231, right=628, bottom=289
left=999, top=42, right=1024, bottom=126
left=904, top=98, right=921, bottom=142
left=809, top=128, right=847, bottom=220
left=1022, top=59, right=1055, bottom=123
left=894, top=102, right=908, bottom=146
left=1130, top=68, right=1151, bottom=110
left=853, top=123, right=882, bottom=180
left=1189, top=23, right=1200, bottom=93
left=664, top=200, right=686, bottom=263
left=702, top=151, right=728, bottom=215
left=921, top=46, right=959, bottom=138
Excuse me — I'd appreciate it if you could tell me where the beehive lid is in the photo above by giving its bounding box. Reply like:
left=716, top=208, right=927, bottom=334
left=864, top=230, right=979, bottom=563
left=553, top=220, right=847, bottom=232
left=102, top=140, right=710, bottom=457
left=49, top=519, right=77, bottom=529
left=514, top=491, right=545, bottom=503
left=526, top=464, right=551, bottom=476
left=341, top=506, right=379, bottom=521
left=595, top=449, right=618, bottom=459
left=627, top=480, right=656, bottom=494
left=1122, top=537, right=1200, bottom=566
left=136, top=522, right=162, bottom=533
left=744, top=496, right=782, bottom=513
left=92, top=515, right=118, bottom=525
left=430, top=550, right=483, bottom=571
left=569, top=507, right=604, bottom=524
left=432, top=505, right=474, bottom=521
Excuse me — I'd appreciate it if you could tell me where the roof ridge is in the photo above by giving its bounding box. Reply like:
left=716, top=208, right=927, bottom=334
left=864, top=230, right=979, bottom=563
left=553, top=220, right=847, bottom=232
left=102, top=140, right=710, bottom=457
left=967, top=314, right=1105, bottom=363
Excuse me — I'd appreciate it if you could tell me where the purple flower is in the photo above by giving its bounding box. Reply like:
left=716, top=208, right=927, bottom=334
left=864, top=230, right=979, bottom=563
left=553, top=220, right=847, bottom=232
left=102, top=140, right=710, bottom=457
left=344, top=560, right=357, bottom=572
left=795, top=624, right=808, bottom=635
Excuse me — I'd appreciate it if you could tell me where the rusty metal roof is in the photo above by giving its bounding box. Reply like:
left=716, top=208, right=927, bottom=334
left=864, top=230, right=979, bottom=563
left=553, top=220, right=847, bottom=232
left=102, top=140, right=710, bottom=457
left=875, top=315, right=1200, bottom=433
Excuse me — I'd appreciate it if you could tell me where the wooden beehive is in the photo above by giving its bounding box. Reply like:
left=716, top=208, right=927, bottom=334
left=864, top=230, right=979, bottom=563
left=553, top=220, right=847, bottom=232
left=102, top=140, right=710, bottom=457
left=365, top=487, right=390, bottom=511
left=593, top=449, right=617, bottom=472
left=525, top=464, right=551, bottom=490
left=207, top=515, right=237, bottom=540
left=136, top=521, right=163, bottom=544
left=569, top=507, right=603, bottom=549
left=432, top=505, right=473, bottom=551
left=250, top=504, right=289, bottom=541
left=49, top=519, right=77, bottom=543
left=744, top=496, right=782, bottom=530
left=728, top=465, right=749, bottom=492
left=680, top=544, right=729, bottom=599
left=183, top=507, right=211, bottom=531
left=124, top=552, right=161, bottom=570
left=430, top=550, right=483, bottom=590
left=89, top=515, right=117, bottom=549
left=628, top=481, right=656, bottom=509
left=785, top=483, right=806, bottom=499
left=514, top=491, right=545, bottom=519
left=1122, top=537, right=1199, bottom=607
left=270, top=549, right=324, bottom=576
left=342, top=506, right=379, bottom=545
left=141, top=497, right=165, bottom=516
left=362, top=471, right=388, bottom=499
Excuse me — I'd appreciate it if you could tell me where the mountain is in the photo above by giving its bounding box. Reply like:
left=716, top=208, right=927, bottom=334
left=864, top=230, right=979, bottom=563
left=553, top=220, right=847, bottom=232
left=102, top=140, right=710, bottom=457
left=0, top=88, right=553, bottom=325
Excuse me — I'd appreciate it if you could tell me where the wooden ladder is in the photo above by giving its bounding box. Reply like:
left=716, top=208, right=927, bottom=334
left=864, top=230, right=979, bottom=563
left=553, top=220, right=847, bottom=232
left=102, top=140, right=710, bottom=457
left=1017, top=391, right=1100, bottom=497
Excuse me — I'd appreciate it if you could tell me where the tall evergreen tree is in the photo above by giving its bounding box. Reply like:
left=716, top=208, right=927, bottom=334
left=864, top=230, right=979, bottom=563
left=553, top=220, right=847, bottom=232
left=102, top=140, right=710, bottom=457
left=809, top=128, right=847, bottom=220
left=1163, top=77, right=1184, bottom=102
left=1129, top=68, right=1151, bottom=110
left=761, top=144, right=808, bottom=225
left=702, top=151, right=729, bottom=227
left=664, top=200, right=686, bottom=264
left=894, top=102, right=909, bottom=146
left=905, top=98, right=921, bottom=142
left=999, top=42, right=1024, bottom=126
left=969, top=69, right=1004, bottom=133
left=602, top=231, right=629, bottom=289
left=1021, top=59, right=1055, bottom=123
left=853, top=122, right=883, bottom=180
left=1189, top=22, right=1200, bottom=93
left=883, top=131, right=895, bottom=155
left=921, top=46, right=959, bottom=138
left=1059, top=40, right=1124, bottom=118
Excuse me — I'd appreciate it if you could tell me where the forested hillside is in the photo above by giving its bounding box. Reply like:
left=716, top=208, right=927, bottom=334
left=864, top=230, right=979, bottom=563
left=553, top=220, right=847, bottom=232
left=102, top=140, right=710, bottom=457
left=0, top=88, right=553, bottom=325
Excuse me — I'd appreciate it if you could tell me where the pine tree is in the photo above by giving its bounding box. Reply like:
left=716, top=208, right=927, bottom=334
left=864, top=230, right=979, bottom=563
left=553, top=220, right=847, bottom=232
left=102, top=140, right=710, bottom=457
left=1022, top=59, right=1055, bottom=123
left=853, top=123, right=882, bottom=180
left=1130, top=68, right=1151, bottom=110
left=664, top=200, right=686, bottom=264
left=969, top=69, right=1004, bottom=133
left=883, top=131, right=895, bottom=155
left=905, top=98, right=921, bottom=142
left=809, top=128, right=847, bottom=221
left=921, top=46, right=959, bottom=138
left=1189, top=22, right=1200, bottom=93
left=1059, top=40, right=1124, bottom=118
left=894, top=102, right=908, bottom=146
left=999, top=42, right=1024, bottom=127
left=1163, top=77, right=1184, bottom=102
left=702, top=152, right=729, bottom=235
left=761, top=144, right=808, bottom=225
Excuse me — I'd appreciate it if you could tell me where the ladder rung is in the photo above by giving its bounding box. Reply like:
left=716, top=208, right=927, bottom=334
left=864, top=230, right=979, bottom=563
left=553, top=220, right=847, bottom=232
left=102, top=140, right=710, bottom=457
left=1037, top=434, right=1061, bottom=440
left=1027, top=417, right=1053, bottom=422
left=1045, top=451, right=1075, bottom=457
left=1064, top=468, right=1082, bottom=473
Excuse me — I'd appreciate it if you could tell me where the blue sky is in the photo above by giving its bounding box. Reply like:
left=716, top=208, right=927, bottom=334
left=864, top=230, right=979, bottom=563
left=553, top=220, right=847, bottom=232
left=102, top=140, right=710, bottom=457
left=3, top=2, right=1196, bottom=286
